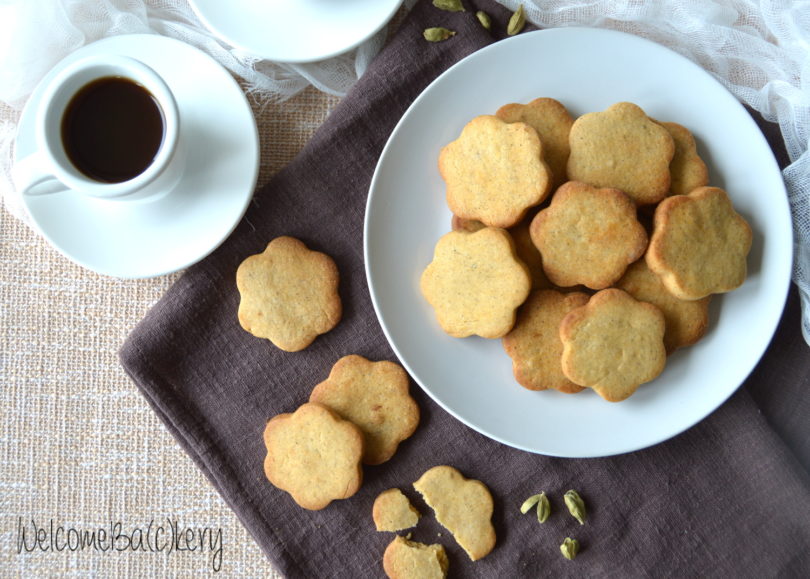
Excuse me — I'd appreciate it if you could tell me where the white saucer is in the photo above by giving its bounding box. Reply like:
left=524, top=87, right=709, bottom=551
left=187, top=0, right=403, bottom=63
left=16, top=34, right=259, bottom=279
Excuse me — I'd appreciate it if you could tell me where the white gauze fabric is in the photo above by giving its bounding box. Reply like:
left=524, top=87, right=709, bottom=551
left=498, top=0, right=810, bottom=345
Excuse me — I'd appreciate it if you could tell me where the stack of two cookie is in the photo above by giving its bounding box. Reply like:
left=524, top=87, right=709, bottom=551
left=260, top=354, right=420, bottom=510
left=421, top=99, right=752, bottom=402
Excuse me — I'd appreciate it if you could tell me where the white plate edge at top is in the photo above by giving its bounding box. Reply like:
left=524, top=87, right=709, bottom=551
left=187, top=0, right=404, bottom=64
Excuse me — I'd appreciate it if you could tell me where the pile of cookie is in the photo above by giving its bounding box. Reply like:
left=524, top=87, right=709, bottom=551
left=421, top=99, right=753, bottom=402
left=236, top=241, right=498, bottom=577
left=236, top=239, right=420, bottom=508
left=260, top=353, right=420, bottom=510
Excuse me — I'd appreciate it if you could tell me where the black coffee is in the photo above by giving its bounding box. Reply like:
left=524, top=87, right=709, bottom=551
left=61, top=76, right=164, bottom=183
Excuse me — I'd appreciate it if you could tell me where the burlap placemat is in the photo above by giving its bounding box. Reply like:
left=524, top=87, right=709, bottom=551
left=1, top=84, right=337, bottom=576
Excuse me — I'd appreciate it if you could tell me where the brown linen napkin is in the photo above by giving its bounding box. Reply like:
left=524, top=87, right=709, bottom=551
left=121, top=1, right=810, bottom=576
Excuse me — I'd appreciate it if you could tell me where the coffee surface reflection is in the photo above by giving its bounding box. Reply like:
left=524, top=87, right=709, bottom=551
left=61, top=76, right=164, bottom=183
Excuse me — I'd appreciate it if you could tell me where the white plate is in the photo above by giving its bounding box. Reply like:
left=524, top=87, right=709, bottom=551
left=16, top=34, right=259, bottom=279
left=365, top=27, right=792, bottom=458
left=187, top=0, right=403, bottom=63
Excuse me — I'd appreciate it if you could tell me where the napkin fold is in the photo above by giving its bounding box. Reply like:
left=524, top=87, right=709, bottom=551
left=121, top=1, right=810, bottom=576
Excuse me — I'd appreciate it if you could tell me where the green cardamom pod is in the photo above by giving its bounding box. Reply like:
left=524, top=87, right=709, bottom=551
left=433, top=0, right=465, bottom=12
left=476, top=10, right=492, bottom=30
left=519, top=493, right=542, bottom=514
left=564, top=489, right=586, bottom=525
left=423, top=27, right=457, bottom=42
left=560, top=537, right=580, bottom=560
left=507, top=4, right=526, bottom=36
left=520, top=492, right=551, bottom=522
left=536, top=492, right=551, bottom=523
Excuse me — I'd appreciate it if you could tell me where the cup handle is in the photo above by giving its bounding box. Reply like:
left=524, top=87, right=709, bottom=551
left=11, top=151, right=69, bottom=196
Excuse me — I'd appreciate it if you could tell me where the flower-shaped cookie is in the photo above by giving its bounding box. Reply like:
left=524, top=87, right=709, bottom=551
left=452, top=214, right=551, bottom=290
left=502, top=289, right=590, bottom=392
left=420, top=227, right=531, bottom=338
left=496, top=97, right=574, bottom=190
left=413, top=465, right=496, bottom=561
left=530, top=181, right=648, bottom=290
left=236, top=236, right=341, bottom=352
left=646, top=186, right=752, bottom=300
left=560, top=288, right=667, bottom=402
left=616, top=259, right=711, bottom=353
left=439, top=115, right=552, bottom=228
left=309, top=355, right=419, bottom=465
left=567, top=102, right=675, bottom=205
left=262, top=402, right=363, bottom=510
left=659, top=121, right=709, bottom=196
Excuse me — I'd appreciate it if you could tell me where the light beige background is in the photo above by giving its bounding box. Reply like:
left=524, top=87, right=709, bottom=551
left=1, top=84, right=340, bottom=577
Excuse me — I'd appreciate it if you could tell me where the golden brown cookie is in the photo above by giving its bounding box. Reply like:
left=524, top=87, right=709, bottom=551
left=262, top=402, right=364, bottom=510
left=420, top=227, right=531, bottom=338
left=413, top=465, right=496, bottom=561
left=237, top=236, right=341, bottom=352
left=509, top=214, right=553, bottom=290
left=450, top=214, right=486, bottom=233
left=560, top=288, right=667, bottom=402
left=567, top=102, right=675, bottom=205
left=373, top=488, right=421, bottom=532
left=615, top=259, right=711, bottom=353
left=646, top=186, right=752, bottom=300
left=439, top=115, right=552, bottom=228
left=309, top=355, right=419, bottom=465
left=530, top=181, right=648, bottom=290
left=383, top=536, right=449, bottom=579
left=496, top=97, right=574, bottom=189
left=660, top=121, right=709, bottom=196
left=503, top=289, right=590, bottom=392
left=452, top=214, right=551, bottom=290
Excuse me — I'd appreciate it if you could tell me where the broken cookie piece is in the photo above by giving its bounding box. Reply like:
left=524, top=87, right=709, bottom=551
left=383, top=535, right=448, bottom=579
left=413, top=465, right=496, bottom=561
left=373, top=488, right=421, bottom=533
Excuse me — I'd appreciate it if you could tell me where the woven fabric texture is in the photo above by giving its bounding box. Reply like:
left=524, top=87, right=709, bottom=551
left=1, top=85, right=338, bottom=577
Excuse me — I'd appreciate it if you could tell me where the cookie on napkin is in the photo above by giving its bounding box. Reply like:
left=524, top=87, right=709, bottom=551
left=413, top=465, right=496, bottom=561
left=262, top=402, right=363, bottom=510
left=236, top=236, right=341, bottom=352
left=373, top=488, right=421, bottom=532
left=383, top=535, right=448, bottom=579
left=309, top=355, right=419, bottom=465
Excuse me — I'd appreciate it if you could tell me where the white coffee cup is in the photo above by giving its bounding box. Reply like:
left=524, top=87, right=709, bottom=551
left=12, top=54, right=184, bottom=201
